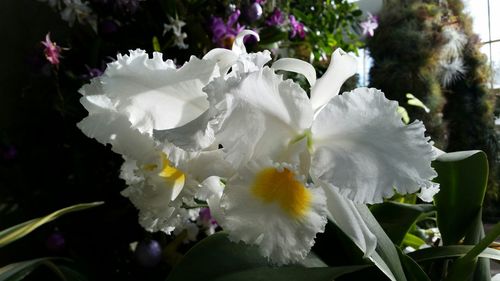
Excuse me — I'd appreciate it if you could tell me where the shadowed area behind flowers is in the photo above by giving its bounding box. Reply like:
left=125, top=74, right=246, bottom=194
left=0, top=1, right=189, bottom=280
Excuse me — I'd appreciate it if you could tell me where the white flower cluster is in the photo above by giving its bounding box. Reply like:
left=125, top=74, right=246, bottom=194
left=78, top=30, right=439, bottom=265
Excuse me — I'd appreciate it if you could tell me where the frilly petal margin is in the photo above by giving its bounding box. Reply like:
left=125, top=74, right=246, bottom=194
left=77, top=95, right=158, bottom=162
left=97, top=49, right=218, bottom=135
left=311, top=88, right=437, bottom=204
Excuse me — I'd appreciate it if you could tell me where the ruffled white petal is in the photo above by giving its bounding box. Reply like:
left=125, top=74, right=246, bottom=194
left=320, top=181, right=377, bottom=256
left=272, top=58, right=317, bottom=86
left=203, top=48, right=239, bottom=76
left=311, top=88, right=437, bottom=204
left=99, top=50, right=218, bottom=134
left=418, top=183, right=440, bottom=202
left=217, top=157, right=327, bottom=265
left=232, top=30, right=260, bottom=56
left=153, top=110, right=217, bottom=151
left=77, top=98, right=158, bottom=162
left=310, top=48, right=357, bottom=114
left=205, top=67, right=313, bottom=168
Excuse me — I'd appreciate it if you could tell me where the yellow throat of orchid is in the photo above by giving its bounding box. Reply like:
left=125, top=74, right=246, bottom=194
left=143, top=153, right=186, bottom=200
left=251, top=167, right=311, bottom=219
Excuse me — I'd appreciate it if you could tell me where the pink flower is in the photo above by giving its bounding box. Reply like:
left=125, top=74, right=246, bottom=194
left=41, top=33, right=63, bottom=66
left=289, top=15, right=305, bottom=39
left=360, top=13, right=378, bottom=37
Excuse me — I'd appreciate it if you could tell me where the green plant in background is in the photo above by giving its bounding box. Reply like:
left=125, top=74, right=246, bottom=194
left=442, top=0, right=499, bottom=212
left=367, top=0, right=499, bottom=219
left=367, top=0, right=447, bottom=147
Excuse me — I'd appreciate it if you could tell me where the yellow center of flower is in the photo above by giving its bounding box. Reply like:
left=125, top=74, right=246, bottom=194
left=144, top=153, right=186, bottom=189
left=251, top=167, right=311, bottom=219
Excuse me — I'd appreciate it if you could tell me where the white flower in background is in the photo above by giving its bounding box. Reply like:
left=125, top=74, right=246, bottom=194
left=212, top=140, right=327, bottom=265
left=61, top=0, right=97, bottom=32
left=163, top=16, right=189, bottom=50
left=438, top=25, right=468, bottom=86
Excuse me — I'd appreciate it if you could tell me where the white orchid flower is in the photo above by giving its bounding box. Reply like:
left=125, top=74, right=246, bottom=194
left=77, top=49, right=233, bottom=235
left=153, top=30, right=272, bottom=152
left=204, top=46, right=438, bottom=260
left=210, top=139, right=328, bottom=265
left=210, top=47, right=438, bottom=204
left=121, top=144, right=232, bottom=234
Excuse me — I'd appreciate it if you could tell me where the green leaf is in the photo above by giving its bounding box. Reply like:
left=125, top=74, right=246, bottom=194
left=0, top=258, right=69, bottom=281
left=355, top=205, right=408, bottom=281
left=402, top=233, right=426, bottom=249
left=152, top=36, right=161, bottom=52
left=0, top=202, right=104, bottom=248
left=408, top=246, right=500, bottom=262
left=211, top=266, right=369, bottom=281
left=445, top=222, right=500, bottom=281
left=166, top=232, right=368, bottom=281
left=370, top=202, right=435, bottom=245
left=433, top=151, right=488, bottom=246
left=397, top=248, right=431, bottom=281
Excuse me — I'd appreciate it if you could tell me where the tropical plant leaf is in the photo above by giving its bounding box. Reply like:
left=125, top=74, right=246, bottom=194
left=0, top=202, right=104, bottom=248
left=445, top=222, right=500, bottom=281
left=402, top=233, right=426, bottom=249
left=432, top=151, right=488, bottom=245
left=0, top=258, right=69, bottom=281
left=408, top=245, right=500, bottom=262
left=166, top=232, right=369, bottom=281
left=355, top=204, right=408, bottom=281
left=397, top=248, right=431, bottom=281
left=370, top=202, right=435, bottom=246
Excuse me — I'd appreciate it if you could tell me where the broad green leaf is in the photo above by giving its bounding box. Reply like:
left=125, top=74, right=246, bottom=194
left=355, top=205, right=407, bottom=281
left=211, top=266, right=369, bottom=281
left=166, top=232, right=368, bottom=281
left=445, top=222, right=500, bottom=281
left=370, top=202, right=435, bottom=246
left=0, top=258, right=69, bottom=281
left=433, top=151, right=488, bottom=245
left=397, top=248, right=431, bottom=281
left=312, top=220, right=367, bottom=266
left=0, top=202, right=104, bottom=248
left=408, top=246, right=500, bottom=262
left=461, top=209, right=491, bottom=281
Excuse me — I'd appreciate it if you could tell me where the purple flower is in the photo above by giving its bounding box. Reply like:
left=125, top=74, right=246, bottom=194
left=244, top=2, right=263, bottom=23
left=41, top=33, right=62, bottom=66
left=210, top=9, right=245, bottom=48
left=266, top=8, right=285, bottom=26
left=360, top=13, right=378, bottom=37
left=199, top=208, right=217, bottom=226
left=87, top=66, right=104, bottom=78
left=289, top=15, right=305, bottom=39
